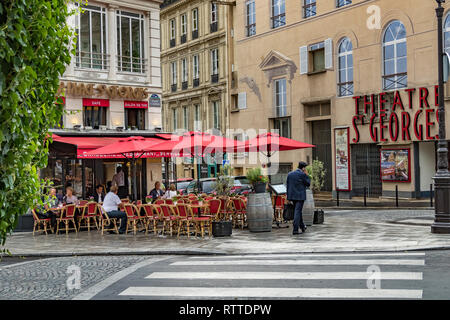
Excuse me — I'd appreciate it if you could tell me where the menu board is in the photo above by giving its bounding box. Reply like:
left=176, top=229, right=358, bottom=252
left=334, top=127, right=351, bottom=191
left=380, top=149, right=411, bottom=182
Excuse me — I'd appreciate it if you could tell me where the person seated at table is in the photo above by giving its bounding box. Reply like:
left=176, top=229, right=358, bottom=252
left=102, top=186, right=127, bottom=234
left=36, top=187, right=59, bottom=230
left=149, top=181, right=164, bottom=202
left=63, top=186, right=79, bottom=205
left=163, top=184, right=178, bottom=199
left=93, top=184, right=105, bottom=203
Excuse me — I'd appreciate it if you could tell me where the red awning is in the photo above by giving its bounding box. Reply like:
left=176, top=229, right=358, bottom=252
left=52, top=136, right=179, bottom=159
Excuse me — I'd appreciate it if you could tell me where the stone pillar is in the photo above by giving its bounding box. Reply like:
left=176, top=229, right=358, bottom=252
left=108, top=5, right=118, bottom=80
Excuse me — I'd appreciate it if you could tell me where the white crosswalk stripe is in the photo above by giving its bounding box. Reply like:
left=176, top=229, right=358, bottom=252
left=118, top=252, right=426, bottom=299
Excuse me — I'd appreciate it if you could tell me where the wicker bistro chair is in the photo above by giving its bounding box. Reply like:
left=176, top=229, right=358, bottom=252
left=164, top=199, right=174, bottom=205
left=124, top=204, right=145, bottom=235
left=272, top=195, right=286, bottom=225
left=98, top=206, right=119, bottom=235
left=189, top=205, right=212, bottom=238
left=205, top=199, right=222, bottom=222
left=154, top=199, right=165, bottom=205
left=141, top=204, right=160, bottom=235
left=218, top=197, right=233, bottom=220
left=159, top=204, right=178, bottom=236
left=176, top=203, right=194, bottom=238
left=230, top=197, right=247, bottom=229
left=78, top=202, right=99, bottom=232
left=31, top=209, right=53, bottom=235
left=56, top=204, right=78, bottom=235
left=79, top=200, right=89, bottom=206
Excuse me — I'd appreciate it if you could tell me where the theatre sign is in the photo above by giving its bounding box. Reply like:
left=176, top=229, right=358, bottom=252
left=57, top=81, right=150, bottom=100
left=351, top=86, right=440, bottom=143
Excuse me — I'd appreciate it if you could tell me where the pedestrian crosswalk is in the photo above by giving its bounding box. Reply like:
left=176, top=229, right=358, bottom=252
left=117, top=252, right=426, bottom=299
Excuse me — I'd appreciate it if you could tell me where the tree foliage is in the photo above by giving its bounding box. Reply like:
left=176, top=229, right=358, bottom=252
left=0, top=0, right=76, bottom=245
left=305, top=159, right=327, bottom=192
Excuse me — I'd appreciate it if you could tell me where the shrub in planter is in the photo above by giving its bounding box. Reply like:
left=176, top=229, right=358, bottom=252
left=246, top=167, right=269, bottom=193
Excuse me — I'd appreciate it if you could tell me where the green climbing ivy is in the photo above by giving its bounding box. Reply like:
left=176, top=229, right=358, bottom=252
left=0, top=0, right=78, bottom=246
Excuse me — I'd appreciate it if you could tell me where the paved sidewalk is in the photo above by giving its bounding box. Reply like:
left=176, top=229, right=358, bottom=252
left=2, top=209, right=450, bottom=256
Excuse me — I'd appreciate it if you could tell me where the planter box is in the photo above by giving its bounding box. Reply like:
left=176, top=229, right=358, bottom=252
left=212, top=221, right=232, bottom=237
left=14, top=212, right=34, bottom=232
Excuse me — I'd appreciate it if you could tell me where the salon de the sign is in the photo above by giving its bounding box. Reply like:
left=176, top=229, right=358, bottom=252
left=351, top=86, right=441, bottom=143
left=58, top=81, right=150, bottom=100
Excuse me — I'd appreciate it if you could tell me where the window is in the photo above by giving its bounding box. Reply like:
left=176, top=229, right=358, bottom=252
left=211, top=3, right=218, bottom=24
left=193, top=55, right=199, bottom=79
left=210, top=3, right=218, bottom=32
left=192, top=8, right=199, bottom=31
left=303, top=0, right=316, bottom=18
left=170, top=61, right=177, bottom=92
left=246, top=0, right=256, bottom=37
left=273, top=118, right=291, bottom=138
left=75, top=5, right=107, bottom=70
left=212, top=101, right=220, bottom=130
left=444, top=14, right=450, bottom=54
left=169, top=18, right=176, bottom=47
left=211, top=48, right=219, bottom=83
left=180, top=13, right=187, bottom=43
left=117, top=11, right=145, bottom=73
left=271, top=0, right=286, bottom=28
left=172, top=108, right=178, bottom=130
left=338, top=38, right=354, bottom=96
left=383, top=21, right=407, bottom=90
left=83, top=106, right=107, bottom=129
left=274, top=78, right=287, bottom=117
left=192, top=8, right=199, bottom=39
left=125, top=109, right=145, bottom=130
left=181, top=58, right=188, bottom=89
left=194, top=104, right=201, bottom=130
left=183, top=106, right=189, bottom=129
left=181, top=14, right=187, bottom=35
left=337, top=0, right=352, bottom=8
left=309, top=42, right=325, bottom=72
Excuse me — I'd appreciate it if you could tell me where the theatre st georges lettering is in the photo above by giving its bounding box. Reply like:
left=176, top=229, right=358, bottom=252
left=58, top=81, right=150, bottom=100
left=351, top=86, right=440, bottom=143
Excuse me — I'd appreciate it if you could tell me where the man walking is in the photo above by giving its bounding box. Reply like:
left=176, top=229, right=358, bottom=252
left=102, top=186, right=127, bottom=234
left=286, top=161, right=311, bottom=235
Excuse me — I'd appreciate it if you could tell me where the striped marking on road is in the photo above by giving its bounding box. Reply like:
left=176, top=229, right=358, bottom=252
left=188, top=252, right=426, bottom=260
left=118, top=287, right=423, bottom=299
left=171, top=259, right=425, bottom=266
left=146, top=271, right=423, bottom=280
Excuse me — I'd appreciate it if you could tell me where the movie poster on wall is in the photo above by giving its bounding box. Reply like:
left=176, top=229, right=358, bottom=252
left=380, top=149, right=411, bottom=182
left=334, top=127, right=350, bottom=191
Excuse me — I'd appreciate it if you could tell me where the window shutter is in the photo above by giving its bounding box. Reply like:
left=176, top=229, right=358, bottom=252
left=325, top=38, right=333, bottom=69
left=299, top=46, right=308, bottom=74
left=238, top=92, right=247, bottom=110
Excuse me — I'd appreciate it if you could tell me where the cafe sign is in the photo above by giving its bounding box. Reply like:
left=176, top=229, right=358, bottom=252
left=58, top=81, right=150, bottom=100
left=351, top=86, right=440, bottom=143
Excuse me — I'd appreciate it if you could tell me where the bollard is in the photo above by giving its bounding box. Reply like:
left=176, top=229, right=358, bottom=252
left=337, top=189, right=340, bottom=207
left=364, top=187, right=367, bottom=207
left=395, top=185, right=399, bottom=207
left=430, top=184, right=433, bottom=207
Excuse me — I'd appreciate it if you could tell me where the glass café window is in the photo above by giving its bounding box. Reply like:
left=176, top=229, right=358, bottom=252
left=274, top=78, right=287, bottom=117
left=75, top=4, right=107, bottom=70
left=83, top=106, right=107, bottom=129
left=117, top=11, right=145, bottom=73
left=126, top=108, right=146, bottom=130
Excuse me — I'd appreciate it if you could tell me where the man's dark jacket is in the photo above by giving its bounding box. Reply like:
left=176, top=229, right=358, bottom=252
left=286, top=169, right=311, bottom=201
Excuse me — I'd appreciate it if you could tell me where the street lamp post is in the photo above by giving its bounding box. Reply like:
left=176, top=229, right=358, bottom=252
left=432, top=0, right=450, bottom=233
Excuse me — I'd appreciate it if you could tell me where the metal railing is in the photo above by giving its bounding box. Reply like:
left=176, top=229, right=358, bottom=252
left=117, top=55, right=147, bottom=74
left=75, top=51, right=109, bottom=70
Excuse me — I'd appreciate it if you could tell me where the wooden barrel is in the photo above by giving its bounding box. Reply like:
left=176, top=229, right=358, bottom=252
left=246, top=193, right=273, bottom=232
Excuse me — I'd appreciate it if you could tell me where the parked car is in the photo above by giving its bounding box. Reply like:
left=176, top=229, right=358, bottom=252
left=185, top=178, right=217, bottom=194
left=231, top=176, right=252, bottom=195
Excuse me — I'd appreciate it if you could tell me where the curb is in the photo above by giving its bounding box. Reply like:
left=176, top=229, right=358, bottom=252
left=3, top=245, right=450, bottom=258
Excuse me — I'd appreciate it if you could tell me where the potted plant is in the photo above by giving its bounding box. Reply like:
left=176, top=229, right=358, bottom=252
left=88, top=196, right=95, bottom=202
left=145, top=195, right=152, bottom=204
left=303, top=159, right=326, bottom=227
left=211, top=165, right=234, bottom=237
left=246, top=167, right=269, bottom=193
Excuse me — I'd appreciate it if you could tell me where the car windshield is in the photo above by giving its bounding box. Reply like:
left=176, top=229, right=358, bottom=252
left=237, top=178, right=250, bottom=185
left=176, top=181, right=190, bottom=190
left=202, top=181, right=216, bottom=193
